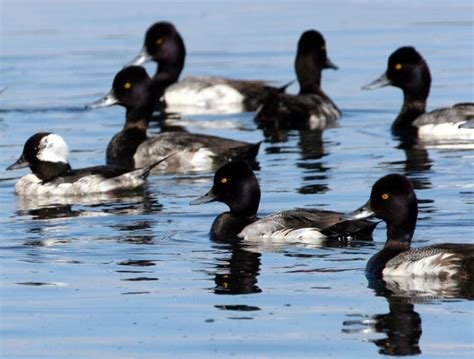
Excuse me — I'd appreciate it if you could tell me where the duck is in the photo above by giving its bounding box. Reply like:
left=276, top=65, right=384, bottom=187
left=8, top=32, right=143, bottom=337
left=6, top=132, right=167, bottom=196
left=86, top=66, right=260, bottom=173
left=190, top=161, right=376, bottom=243
left=362, top=46, right=474, bottom=138
left=255, top=30, right=341, bottom=131
left=127, top=21, right=279, bottom=114
left=345, top=173, right=474, bottom=279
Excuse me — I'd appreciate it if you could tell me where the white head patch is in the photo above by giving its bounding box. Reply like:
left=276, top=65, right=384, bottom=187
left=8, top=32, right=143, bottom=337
left=37, top=134, right=70, bottom=164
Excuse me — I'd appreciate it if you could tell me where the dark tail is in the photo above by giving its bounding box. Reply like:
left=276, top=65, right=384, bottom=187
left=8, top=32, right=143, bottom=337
left=136, top=153, right=175, bottom=179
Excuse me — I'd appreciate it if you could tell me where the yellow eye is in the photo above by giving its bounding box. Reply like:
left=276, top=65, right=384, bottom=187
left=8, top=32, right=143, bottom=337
left=395, top=63, right=402, bottom=70
left=381, top=193, right=390, bottom=200
left=124, top=82, right=132, bottom=89
left=321, top=45, right=326, bottom=50
left=220, top=177, right=228, bottom=184
left=156, top=38, right=164, bottom=46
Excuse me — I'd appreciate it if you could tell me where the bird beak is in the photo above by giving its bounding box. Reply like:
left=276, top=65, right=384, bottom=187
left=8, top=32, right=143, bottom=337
left=325, top=57, right=338, bottom=70
left=190, top=189, right=218, bottom=205
left=6, top=154, right=29, bottom=171
left=126, top=47, right=152, bottom=67
left=343, top=200, right=375, bottom=220
left=362, top=73, right=391, bottom=90
left=85, top=90, right=118, bottom=109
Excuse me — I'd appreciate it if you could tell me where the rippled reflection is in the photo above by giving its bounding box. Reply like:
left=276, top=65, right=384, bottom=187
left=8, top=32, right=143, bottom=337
left=342, top=275, right=474, bottom=356
left=211, top=243, right=262, bottom=295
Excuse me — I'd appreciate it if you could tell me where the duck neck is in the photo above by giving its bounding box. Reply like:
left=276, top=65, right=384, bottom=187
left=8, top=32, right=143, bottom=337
left=35, top=161, right=72, bottom=182
left=152, top=42, right=185, bottom=100
left=393, top=98, right=427, bottom=130
left=384, top=204, right=417, bottom=251
left=393, top=65, right=431, bottom=130
left=106, top=104, right=152, bottom=169
left=295, top=54, right=324, bottom=95
left=124, top=102, right=153, bottom=130
left=230, top=179, right=260, bottom=219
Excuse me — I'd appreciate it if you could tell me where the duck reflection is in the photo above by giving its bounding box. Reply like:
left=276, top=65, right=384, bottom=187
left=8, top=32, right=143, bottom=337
left=211, top=243, right=262, bottom=295
left=343, top=276, right=474, bottom=356
left=264, top=129, right=331, bottom=195
left=395, top=135, right=433, bottom=190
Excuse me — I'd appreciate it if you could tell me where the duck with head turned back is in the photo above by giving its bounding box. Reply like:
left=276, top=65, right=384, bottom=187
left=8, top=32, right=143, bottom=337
left=190, top=161, right=376, bottom=243
left=6, top=132, right=167, bottom=196
left=86, top=66, right=260, bottom=173
left=255, top=30, right=341, bottom=132
left=362, top=46, right=474, bottom=139
left=127, top=21, right=279, bottom=114
left=345, top=173, right=474, bottom=279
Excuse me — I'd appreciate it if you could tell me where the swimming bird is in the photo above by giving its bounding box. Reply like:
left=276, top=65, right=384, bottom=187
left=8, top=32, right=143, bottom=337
left=190, top=161, right=376, bottom=243
left=345, top=173, right=474, bottom=279
left=362, top=46, right=474, bottom=138
left=86, top=66, right=260, bottom=172
left=6, top=132, right=166, bottom=196
left=127, top=21, right=279, bottom=113
left=255, top=30, right=341, bottom=131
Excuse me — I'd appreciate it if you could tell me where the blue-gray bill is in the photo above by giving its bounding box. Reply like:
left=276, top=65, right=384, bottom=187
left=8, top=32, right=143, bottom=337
left=361, top=73, right=390, bottom=90
left=6, top=154, right=29, bottom=171
left=343, top=200, right=375, bottom=220
left=85, top=90, right=119, bottom=109
left=126, top=47, right=152, bottom=67
left=190, top=189, right=217, bottom=205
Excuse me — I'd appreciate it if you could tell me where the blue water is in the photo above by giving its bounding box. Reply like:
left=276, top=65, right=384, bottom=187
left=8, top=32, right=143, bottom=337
left=1, top=1, right=473, bottom=358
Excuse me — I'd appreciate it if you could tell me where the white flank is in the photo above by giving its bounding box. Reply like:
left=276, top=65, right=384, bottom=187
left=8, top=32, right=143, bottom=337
left=417, top=122, right=474, bottom=140
left=164, top=78, right=245, bottom=114
left=239, top=224, right=326, bottom=244
left=190, top=148, right=215, bottom=171
left=14, top=171, right=146, bottom=196
left=37, top=134, right=69, bottom=164
left=308, top=114, right=327, bottom=130
left=383, top=252, right=460, bottom=278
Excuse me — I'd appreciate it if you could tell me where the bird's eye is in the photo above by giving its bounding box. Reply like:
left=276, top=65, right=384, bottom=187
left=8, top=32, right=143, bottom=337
left=156, top=38, right=165, bottom=46
left=220, top=177, right=228, bottom=184
left=124, top=82, right=132, bottom=89
left=394, top=63, right=402, bottom=70
left=381, top=193, right=390, bottom=200
left=321, top=45, right=325, bottom=50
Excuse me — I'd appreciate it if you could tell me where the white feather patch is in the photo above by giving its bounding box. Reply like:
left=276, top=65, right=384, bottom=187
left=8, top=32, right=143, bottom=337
left=164, top=79, right=245, bottom=114
left=417, top=122, right=474, bottom=140
left=190, top=148, right=215, bottom=171
left=383, top=252, right=461, bottom=278
left=37, top=134, right=69, bottom=164
left=239, top=225, right=326, bottom=244
left=14, top=171, right=147, bottom=196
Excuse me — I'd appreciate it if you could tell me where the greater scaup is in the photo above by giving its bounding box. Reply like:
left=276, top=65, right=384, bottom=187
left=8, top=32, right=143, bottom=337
left=362, top=46, right=474, bottom=139
left=86, top=66, right=260, bottom=173
left=190, top=161, right=376, bottom=243
left=127, top=21, right=279, bottom=114
left=255, top=30, right=341, bottom=131
left=345, top=173, right=474, bottom=279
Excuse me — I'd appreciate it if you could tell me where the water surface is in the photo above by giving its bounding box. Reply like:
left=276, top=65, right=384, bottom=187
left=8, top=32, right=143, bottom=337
left=1, top=1, right=473, bottom=358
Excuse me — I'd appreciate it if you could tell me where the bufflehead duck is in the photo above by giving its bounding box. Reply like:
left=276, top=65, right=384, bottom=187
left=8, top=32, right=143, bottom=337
left=127, top=21, right=279, bottom=114
left=190, top=161, right=376, bottom=243
left=86, top=66, right=260, bottom=172
left=362, top=46, right=474, bottom=138
left=345, top=174, right=474, bottom=279
left=255, top=30, right=341, bottom=131
left=6, top=133, right=167, bottom=196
